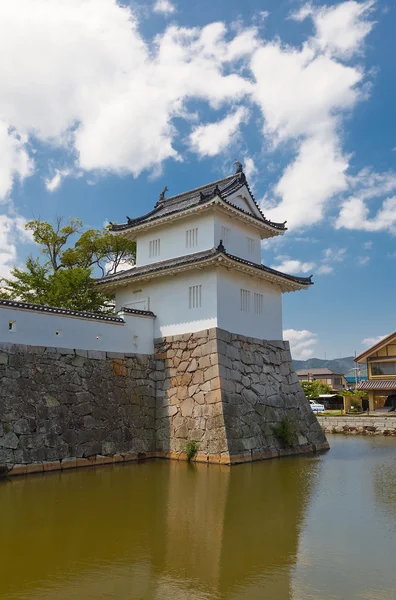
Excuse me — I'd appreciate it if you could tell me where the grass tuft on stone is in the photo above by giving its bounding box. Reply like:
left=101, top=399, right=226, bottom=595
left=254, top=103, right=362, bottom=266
left=272, top=417, right=298, bottom=448
left=186, top=440, right=199, bottom=462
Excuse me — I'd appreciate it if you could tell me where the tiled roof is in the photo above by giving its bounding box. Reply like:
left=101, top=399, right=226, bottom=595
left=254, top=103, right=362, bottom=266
left=120, top=306, right=155, bottom=317
left=110, top=171, right=286, bottom=233
left=296, top=368, right=341, bottom=376
left=358, top=379, right=396, bottom=390
left=0, top=298, right=124, bottom=322
left=96, top=245, right=313, bottom=289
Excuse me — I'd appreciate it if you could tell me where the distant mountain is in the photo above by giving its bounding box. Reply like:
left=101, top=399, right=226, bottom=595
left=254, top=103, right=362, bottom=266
left=292, top=356, right=367, bottom=378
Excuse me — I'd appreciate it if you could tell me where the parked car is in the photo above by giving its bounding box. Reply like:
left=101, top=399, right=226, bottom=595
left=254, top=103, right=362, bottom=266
left=309, top=399, right=325, bottom=413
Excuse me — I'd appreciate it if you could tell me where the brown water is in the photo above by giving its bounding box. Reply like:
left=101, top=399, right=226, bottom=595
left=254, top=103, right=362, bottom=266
left=1, top=435, right=395, bottom=600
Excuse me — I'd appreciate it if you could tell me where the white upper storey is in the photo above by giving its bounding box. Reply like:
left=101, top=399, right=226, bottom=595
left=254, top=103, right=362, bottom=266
left=113, top=174, right=286, bottom=267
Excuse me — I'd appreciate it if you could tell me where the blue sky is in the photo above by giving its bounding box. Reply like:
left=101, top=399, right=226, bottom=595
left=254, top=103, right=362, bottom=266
left=0, top=0, right=395, bottom=359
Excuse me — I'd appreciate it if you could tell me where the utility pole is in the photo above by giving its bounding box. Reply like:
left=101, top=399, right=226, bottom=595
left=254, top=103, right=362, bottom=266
left=353, top=351, right=360, bottom=389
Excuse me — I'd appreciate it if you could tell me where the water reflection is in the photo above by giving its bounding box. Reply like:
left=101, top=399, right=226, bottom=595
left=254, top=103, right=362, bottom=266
left=0, top=436, right=395, bottom=600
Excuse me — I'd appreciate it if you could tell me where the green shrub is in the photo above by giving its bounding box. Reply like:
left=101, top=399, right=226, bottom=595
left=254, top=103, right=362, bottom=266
left=351, top=398, right=361, bottom=410
left=186, top=440, right=199, bottom=462
left=272, top=418, right=298, bottom=448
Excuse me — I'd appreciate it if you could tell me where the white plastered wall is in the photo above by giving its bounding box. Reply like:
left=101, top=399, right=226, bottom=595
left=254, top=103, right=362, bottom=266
left=136, top=213, right=215, bottom=266
left=216, top=269, right=283, bottom=340
left=0, top=306, right=155, bottom=354
left=115, top=266, right=283, bottom=341
left=115, top=269, right=218, bottom=338
left=213, top=213, right=262, bottom=263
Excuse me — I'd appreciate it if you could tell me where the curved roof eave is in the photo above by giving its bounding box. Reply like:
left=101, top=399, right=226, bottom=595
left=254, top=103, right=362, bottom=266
left=96, top=246, right=312, bottom=293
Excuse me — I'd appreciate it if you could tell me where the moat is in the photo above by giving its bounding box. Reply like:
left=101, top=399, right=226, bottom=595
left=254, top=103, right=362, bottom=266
left=1, top=435, right=395, bottom=600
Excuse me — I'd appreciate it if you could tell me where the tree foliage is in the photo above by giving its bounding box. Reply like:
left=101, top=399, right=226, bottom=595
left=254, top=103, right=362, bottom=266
left=301, top=380, right=333, bottom=399
left=0, top=217, right=136, bottom=312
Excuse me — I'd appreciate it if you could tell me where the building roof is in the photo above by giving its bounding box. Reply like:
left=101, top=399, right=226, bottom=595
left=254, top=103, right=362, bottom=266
left=296, top=368, right=343, bottom=376
left=96, top=244, right=313, bottom=293
left=109, top=170, right=287, bottom=235
left=0, top=298, right=124, bottom=322
left=358, top=379, right=396, bottom=391
left=345, top=375, right=367, bottom=383
left=0, top=298, right=155, bottom=321
left=355, top=331, right=396, bottom=364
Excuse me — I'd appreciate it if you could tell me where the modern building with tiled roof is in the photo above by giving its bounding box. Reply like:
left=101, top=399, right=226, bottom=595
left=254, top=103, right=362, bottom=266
left=355, top=331, right=396, bottom=411
left=98, top=163, right=313, bottom=339
left=296, top=368, right=347, bottom=391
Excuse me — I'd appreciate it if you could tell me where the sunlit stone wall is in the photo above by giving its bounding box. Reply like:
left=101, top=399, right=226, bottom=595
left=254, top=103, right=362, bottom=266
left=154, top=328, right=328, bottom=463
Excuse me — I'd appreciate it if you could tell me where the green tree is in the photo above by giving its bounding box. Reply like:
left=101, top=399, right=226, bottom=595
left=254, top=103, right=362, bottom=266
left=301, top=380, right=333, bottom=399
left=0, top=217, right=136, bottom=312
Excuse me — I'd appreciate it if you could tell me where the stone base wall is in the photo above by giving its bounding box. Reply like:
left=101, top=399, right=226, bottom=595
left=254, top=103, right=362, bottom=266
left=155, top=328, right=328, bottom=464
left=1, top=329, right=329, bottom=476
left=318, top=415, right=396, bottom=435
left=0, top=343, right=156, bottom=475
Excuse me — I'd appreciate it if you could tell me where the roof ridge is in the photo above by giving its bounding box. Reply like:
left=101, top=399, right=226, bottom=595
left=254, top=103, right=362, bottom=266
left=158, top=173, right=238, bottom=204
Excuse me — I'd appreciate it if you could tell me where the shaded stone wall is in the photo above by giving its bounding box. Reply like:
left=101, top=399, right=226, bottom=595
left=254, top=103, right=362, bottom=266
left=0, top=343, right=156, bottom=475
left=155, top=328, right=328, bottom=463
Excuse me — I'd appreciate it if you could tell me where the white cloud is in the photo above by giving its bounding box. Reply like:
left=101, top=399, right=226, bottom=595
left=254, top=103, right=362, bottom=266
left=271, top=256, right=314, bottom=274
left=358, top=255, right=370, bottom=265
left=335, top=195, right=396, bottom=234
left=268, top=135, right=349, bottom=228
left=243, top=156, right=257, bottom=180
left=284, top=328, right=317, bottom=360
left=292, top=1, right=376, bottom=58
left=44, top=168, right=72, bottom=192
left=189, top=107, right=249, bottom=158
left=316, top=264, right=334, bottom=275
left=361, top=334, right=388, bottom=348
left=323, top=247, right=347, bottom=262
left=364, top=240, right=373, bottom=249
left=0, top=213, right=31, bottom=278
left=0, top=122, right=33, bottom=200
left=0, top=2, right=257, bottom=189
left=153, top=0, right=176, bottom=15
left=252, top=2, right=377, bottom=230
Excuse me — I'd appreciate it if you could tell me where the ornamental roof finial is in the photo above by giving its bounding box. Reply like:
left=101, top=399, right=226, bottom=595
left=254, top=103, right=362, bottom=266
left=217, top=239, right=226, bottom=253
left=234, top=159, right=243, bottom=173
left=159, top=186, right=168, bottom=201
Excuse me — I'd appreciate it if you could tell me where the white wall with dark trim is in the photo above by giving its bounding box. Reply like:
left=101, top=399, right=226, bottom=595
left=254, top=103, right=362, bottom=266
left=0, top=305, right=155, bottom=354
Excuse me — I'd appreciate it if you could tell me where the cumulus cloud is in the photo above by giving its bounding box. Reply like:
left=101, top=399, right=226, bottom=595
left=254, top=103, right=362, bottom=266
left=153, top=0, right=176, bottom=15
left=361, top=334, right=388, bottom=348
left=0, top=0, right=391, bottom=242
left=358, top=255, right=370, bottom=265
left=284, top=328, right=317, bottom=359
left=44, top=168, right=72, bottom=192
left=271, top=256, right=314, bottom=274
left=243, top=156, right=257, bottom=180
left=0, top=123, right=33, bottom=200
left=189, top=107, right=249, bottom=158
left=0, top=213, right=32, bottom=278
left=316, top=264, right=334, bottom=275
left=335, top=196, right=396, bottom=234
left=292, top=1, right=376, bottom=58
left=0, top=1, right=257, bottom=191
left=254, top=2, right=377, bottom=230
left=323, top=247, right=347, bottom=262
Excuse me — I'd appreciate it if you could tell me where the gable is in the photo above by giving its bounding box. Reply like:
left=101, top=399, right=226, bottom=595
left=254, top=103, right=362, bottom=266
left=356, top=331, right=396, bottom=363
left=224, top=185, right=263, bottom=220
